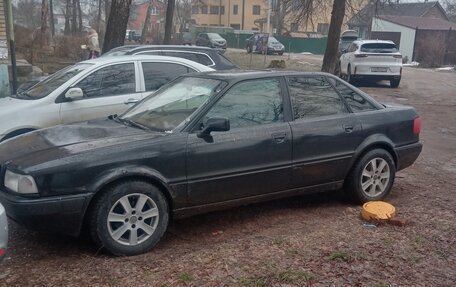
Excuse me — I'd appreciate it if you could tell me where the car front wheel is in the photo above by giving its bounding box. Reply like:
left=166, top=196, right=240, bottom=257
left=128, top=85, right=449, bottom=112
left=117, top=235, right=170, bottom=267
left=345, top=149, right=396, bottom=203
left=390, top=78, right=400, bottom=88
left=88, top=180, right=169, bottom=256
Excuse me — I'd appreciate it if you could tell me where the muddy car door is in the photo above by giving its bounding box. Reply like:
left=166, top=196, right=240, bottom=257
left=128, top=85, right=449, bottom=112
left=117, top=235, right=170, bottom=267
left=186, top=77, right=293, bottom=206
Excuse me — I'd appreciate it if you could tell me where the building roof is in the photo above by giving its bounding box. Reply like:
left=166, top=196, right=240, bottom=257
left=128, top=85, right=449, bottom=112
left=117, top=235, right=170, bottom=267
left=348, top=1, right=448, bottom=28
left=376, top=15, right=456, bottom=30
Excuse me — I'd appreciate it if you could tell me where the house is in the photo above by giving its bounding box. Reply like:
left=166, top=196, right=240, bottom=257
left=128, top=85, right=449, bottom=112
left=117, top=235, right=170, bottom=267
left=191, top=0, right=269, bottom=32
left=348, top=1, right=449, bottom=39
left=371, top=15, right=456, bottom=65
left=128, top=0, right=166, bottom=42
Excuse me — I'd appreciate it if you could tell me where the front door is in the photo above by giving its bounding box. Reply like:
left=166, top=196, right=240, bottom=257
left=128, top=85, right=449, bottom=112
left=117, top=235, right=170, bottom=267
left=60, top=62, right=141, bottom=124
left=186, top=78, right=292, bottom=206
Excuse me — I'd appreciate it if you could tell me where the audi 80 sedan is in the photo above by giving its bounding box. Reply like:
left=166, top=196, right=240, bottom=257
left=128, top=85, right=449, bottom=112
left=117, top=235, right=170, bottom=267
left=0, top=71, right=422, bottom=256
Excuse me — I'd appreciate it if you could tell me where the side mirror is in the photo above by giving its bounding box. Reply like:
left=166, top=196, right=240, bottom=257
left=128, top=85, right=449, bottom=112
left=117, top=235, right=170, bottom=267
left=65, top=87, right=84, bottom=101
left=197, top=117, right=230, bottom=138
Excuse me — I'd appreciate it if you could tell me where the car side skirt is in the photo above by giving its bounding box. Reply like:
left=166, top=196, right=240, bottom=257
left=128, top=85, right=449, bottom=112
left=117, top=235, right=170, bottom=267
left=172, top=180, right=344, bottom=218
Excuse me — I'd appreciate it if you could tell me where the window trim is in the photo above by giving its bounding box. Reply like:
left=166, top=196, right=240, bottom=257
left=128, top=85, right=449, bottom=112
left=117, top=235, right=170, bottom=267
left=135, top=50, right=216, bottom=67
left=138, top=60, right=199, bottom=92
left=64, top=61, right=140, bottom=101
left=252, top=5, right=261, bottom=15
left=285, top=75, right=351, bottom=121
left=188, top=76, right=289, bottom=132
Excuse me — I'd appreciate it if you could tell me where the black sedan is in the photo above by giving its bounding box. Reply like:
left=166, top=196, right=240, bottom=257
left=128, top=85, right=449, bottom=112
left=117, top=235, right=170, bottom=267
left=0, top=71, right=422, bottom=256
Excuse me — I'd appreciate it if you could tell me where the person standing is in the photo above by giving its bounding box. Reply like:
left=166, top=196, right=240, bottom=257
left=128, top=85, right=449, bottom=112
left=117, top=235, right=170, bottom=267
left=87, top=28, right=100, bottom=59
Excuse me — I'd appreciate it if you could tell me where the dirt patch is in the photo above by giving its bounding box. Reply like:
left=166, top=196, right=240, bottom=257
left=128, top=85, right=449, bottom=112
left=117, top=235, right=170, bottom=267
left=0, top=52, right=455, bottom=287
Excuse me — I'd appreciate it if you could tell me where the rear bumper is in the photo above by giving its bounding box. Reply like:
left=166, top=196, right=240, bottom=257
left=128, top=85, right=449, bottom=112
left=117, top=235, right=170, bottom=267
left=395, top=142, right=423, bottom=171
left=352, top=64, right=402, bottom=80
left=0, top=189, right=93, bottom=236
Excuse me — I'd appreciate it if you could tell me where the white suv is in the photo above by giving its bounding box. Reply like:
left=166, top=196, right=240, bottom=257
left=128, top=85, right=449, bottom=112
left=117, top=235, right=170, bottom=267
left=0, top=55, right=213, bottom=141
left=339, top=40, right=402, bottom=88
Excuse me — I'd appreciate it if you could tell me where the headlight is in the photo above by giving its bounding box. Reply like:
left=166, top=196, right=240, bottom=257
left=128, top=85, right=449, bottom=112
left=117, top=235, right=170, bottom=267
left=4, top=170, right=38, bottom=194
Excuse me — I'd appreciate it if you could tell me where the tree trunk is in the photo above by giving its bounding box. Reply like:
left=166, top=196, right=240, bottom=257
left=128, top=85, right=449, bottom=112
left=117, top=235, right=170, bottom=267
left=77, top=0, right=82, bottom=32
left=97, top=0, right=102, bottom=32
left=164, top=0, right=176, bottom=44
left=105, top=0, right=112, bottom=24
left=41, top=0, right=49, bottom=46
left=71, top=0, right=77, bottom=33
left=141, top=0, right=153, bottom=43
left=321, top=0, right=346, bottom=73
left=64, top=0, right=71, bottom=35
left=49, top=0, right=55, bottom=37
left=102, top=0, right=132, bottom=53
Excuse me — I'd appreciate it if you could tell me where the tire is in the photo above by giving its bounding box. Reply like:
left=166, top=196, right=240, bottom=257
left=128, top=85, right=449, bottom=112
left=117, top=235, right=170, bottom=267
left=278, top=52, right=284, bottom=56
left=345, top=149, right=396, bottom=203
left=335, top=62, right=341, bottom=78
left=88, top=180, right=169, bottom=256
left=390, top=78, right=400, bottom=88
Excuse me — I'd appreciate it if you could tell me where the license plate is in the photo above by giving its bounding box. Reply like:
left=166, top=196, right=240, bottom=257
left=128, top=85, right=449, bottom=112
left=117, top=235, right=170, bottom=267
left=371, top=67, right=388, bottom=72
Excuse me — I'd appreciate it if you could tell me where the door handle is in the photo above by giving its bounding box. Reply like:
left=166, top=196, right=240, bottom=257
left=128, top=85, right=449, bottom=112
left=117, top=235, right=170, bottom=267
left=124, top=98, right=140, bottom=105
left=343, top=124, right=354, bottom=133
left=272, top=133, right=287, bottom=143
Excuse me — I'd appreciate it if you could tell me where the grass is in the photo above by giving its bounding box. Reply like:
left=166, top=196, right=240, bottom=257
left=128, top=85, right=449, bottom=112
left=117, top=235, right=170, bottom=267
left=276, top=269, right=315, bottom=284
left=176, top=272, right=194, bottom=283
left=329, top=250, right=352, bottom=262
left=240, top=266, right=314, bottom=286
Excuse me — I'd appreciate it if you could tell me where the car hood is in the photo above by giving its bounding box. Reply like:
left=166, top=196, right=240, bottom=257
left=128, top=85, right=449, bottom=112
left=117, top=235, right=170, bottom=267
left=0, top=96, right=36, bottom=110
left=0, top=118, right=166, bottom=173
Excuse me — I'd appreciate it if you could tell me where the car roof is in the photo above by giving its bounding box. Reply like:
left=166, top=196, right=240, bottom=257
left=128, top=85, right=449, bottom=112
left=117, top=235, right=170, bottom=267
left=183, top=70, right=339, bottom=81
left=353, top=39, right=395, bottom=45
left=81, top=55, right=214, bottom=71
left=123, top=45, right=219, bottom=53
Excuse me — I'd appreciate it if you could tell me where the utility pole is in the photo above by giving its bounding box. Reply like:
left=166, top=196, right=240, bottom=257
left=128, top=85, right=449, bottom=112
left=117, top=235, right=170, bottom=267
left=267, top=0, right=271, bottom=34
left=241, top=0, right=245, bottom=30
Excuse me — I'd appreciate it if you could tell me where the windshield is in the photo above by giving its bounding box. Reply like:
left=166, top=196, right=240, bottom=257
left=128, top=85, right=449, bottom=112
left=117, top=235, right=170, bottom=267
left=268, top=37, right=280, bottom=44
left=361, top=43, right=398, bottom=53
left=121, top=77, right=225, bottom=132
left=22, top=63, right=92, bottom=99
left=208, top=33, right=224, bottom=40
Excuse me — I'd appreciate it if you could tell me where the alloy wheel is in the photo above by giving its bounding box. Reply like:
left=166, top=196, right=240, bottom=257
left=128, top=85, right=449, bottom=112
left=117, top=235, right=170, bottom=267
left=107, top=193, right=159, bottom=246
left=361, top=158, right=391, bottom=197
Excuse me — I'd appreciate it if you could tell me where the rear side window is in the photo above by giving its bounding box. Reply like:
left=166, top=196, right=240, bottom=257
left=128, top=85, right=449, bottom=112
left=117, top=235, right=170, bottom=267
left=288, top=76, right=348, bottom=119
left=142, top=62, right=195, bottom=91
left=361, top=43, right=398, bottom=53
left=137, top=51, right=161, bottom=56
left=333, top=79, right=376, bottom=112
left=76, top=63, right=136, bottom=98
left=162, top=51, right=199, bottom=63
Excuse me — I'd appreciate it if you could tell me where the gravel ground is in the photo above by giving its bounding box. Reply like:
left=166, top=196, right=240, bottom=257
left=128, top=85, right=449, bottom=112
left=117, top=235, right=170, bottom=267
left=0, top=51, right=455, bottom=287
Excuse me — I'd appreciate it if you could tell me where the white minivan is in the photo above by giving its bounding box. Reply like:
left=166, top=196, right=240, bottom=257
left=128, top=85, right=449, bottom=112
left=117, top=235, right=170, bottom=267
left=0, top=55, right=213, bottom=141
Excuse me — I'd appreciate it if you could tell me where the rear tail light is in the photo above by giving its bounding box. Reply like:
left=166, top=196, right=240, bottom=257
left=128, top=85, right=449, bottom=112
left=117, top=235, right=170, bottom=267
left=0, top=248, right=5, bottom=257
left=413, top=116, right=422, bottom=135
left=393, top=55, right=402, bottom=59
left=355, top=54, right=368, bottom=58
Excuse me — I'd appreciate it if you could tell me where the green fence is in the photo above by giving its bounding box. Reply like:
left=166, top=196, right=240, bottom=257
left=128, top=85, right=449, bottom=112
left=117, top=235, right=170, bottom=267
left=222, top=33, right=328, bottom=55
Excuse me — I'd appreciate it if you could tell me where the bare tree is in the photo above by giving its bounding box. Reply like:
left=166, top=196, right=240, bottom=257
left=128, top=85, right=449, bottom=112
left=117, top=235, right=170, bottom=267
left=164, top=0, right=176, bottom=44
left=102, top=0, right=132, bottom=53
left=321, top=0, right=346, bottom=73
left=64, top=0, right=71, bottom=34
left=141, top=0, right=153, bottom=43
left=41, top=0, right=50, bottom=46
left=77, top=0, right=83, bottom=31
left=13, top=0, right=41, bottom=29
left=175, top=0, right=192, bottom=31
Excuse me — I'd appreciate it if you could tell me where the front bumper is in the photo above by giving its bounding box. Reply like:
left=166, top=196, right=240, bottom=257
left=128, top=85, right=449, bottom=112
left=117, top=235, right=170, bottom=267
left=395, top=142, right=423, bottom=171
left=0, top=189, right=93, bottom=236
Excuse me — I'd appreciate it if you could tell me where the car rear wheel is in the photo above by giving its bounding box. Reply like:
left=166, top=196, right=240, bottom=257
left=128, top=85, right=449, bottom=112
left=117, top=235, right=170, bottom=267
left=345, top=149, right=396, bottom=203
left=88, top=180, right=169, bottom=256
left=347, top=65, right=355, bottom=84
left=278, top=52, right=284, bottom=55
left=390, top=79, right=400, bottom=88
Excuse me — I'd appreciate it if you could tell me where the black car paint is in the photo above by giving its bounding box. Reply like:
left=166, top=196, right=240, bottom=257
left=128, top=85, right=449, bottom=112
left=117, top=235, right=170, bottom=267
left=0, top=71, right=422, bottom=236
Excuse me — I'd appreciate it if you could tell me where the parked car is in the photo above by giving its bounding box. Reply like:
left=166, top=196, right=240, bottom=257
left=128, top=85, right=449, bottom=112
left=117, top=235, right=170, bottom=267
left=339, top=40, right=403, bottom=88
left=339, top=30, right=358, bottom=56
left=0, top=70, right=422, bottom=256
left=195, top=33, right=227, bottom=49
left=0, top=55, right=213, bottom=142
left=246, top=34, right=285, bottom=55
left=0, top=203, right=7, bottom=261
left=182, top=31, right=193, bottom=45
left=102, top=45, right=238, bottom=70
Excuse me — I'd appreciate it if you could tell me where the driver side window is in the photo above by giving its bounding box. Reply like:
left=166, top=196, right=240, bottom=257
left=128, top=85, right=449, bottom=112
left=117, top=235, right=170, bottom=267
left=204, top=78, right=283, bottom=129
left=76, top=63, right=136, bottom=98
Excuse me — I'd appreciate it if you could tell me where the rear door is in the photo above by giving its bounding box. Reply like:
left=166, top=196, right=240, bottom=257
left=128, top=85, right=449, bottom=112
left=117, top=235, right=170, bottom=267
left=186, top=77, right=293, bottom=206
left=60, top=62, right=141, bottom=124
left=287, top=76, right=363, bottom=188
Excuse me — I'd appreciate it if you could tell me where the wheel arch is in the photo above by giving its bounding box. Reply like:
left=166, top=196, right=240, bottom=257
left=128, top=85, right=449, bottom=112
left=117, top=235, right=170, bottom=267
left=82, top=167, right=175, bottom=228
left=1, top=127, right=38, bottom=142
left=346, top=135, right=398, bottom=178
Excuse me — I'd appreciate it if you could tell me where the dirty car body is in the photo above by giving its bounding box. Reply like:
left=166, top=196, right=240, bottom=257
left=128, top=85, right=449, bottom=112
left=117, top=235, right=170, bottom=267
left=0, top=71, right=422, bottom=255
